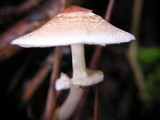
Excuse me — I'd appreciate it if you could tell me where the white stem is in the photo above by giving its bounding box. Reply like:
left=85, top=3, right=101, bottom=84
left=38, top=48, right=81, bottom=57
left=58, top=44, right=86, bottom=119
left=58, top=85, right=84, bottom=120
left=71, top=44, right=86, bottom=78
left=58, top=44, right=103, bottom=119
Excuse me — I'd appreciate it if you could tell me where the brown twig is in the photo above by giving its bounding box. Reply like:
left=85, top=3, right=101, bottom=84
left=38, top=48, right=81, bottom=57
left=91, top=1, right=115, bottom=120
left=22, top=51, right=55, bottom=102
left=105, top=0, right=115, bottom=21
left=42, top=47, right=62, bottom=120
left=0, top=0, right=43, bottom=19
left=127, top=0, right=146, bottom=95
left=93, top=86, right=98, bottom=120
left=8, top=61, right=28, bottom=92
left=89, top=45, right=102, bottom=69
left=0, top=0, right=65, bottom=60
left=90, top=0, right=114, bottom=69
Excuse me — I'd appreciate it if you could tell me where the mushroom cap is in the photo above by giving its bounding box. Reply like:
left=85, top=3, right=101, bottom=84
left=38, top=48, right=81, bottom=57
left=11, top=5, right=135, bottom=47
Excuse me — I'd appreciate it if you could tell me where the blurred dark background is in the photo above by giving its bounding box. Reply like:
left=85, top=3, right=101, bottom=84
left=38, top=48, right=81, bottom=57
left=0, top=0, right=160, bottom=120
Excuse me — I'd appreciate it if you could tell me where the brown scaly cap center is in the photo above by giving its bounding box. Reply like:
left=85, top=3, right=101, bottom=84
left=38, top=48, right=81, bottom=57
left=60, top=5, right=92, bottom=14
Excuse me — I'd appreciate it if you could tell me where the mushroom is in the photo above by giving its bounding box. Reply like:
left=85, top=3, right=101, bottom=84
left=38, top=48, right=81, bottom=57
left=11, top=5, right=135, bottom=87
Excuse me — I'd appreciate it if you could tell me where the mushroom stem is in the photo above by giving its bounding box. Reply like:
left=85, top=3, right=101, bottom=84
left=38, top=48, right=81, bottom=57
left=58, top=44, right=86, bottom=119
left=58, top=44, right=104, bottom=119
left=58, top=85, right=84, bottom=120
left=71, top=44, right=86, bottom=78
left=71, top=44, right=104, bottom=86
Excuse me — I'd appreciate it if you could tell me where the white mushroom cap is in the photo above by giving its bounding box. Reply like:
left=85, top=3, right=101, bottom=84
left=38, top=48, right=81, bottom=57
left=11, top=5, right=135, bottom=47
